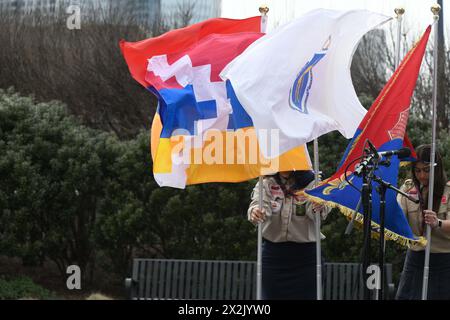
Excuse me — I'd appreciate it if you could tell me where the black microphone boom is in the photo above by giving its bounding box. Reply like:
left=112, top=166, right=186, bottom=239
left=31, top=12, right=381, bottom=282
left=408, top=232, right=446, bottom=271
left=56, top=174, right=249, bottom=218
left=378, top=147, right=411, bottom=159
left=354, top=146, right=411, bottom=176
left=366, top=140, right=410, bottom=160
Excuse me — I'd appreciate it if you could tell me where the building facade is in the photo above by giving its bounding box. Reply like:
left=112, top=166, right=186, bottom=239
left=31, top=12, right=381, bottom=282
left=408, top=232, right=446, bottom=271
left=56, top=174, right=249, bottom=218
left=161, top=0, right=221, bottom=23
left=0, top=0, right=221, bottom=25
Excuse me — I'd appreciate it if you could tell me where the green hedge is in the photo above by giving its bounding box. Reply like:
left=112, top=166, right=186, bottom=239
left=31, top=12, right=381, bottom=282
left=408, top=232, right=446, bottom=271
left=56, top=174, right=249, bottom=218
left=1, top=89, right=449, bottom=288
left=0, top=276, right=54, bottom=300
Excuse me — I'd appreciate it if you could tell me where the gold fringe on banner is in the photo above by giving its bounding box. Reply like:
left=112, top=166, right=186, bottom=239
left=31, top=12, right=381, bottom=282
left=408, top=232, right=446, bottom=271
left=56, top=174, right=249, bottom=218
left=301, top=191, right=427, bottom=248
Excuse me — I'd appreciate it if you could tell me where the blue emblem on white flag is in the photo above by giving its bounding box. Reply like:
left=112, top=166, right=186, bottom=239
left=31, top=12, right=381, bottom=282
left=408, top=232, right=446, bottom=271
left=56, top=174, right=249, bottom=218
left=289, top=37, right=331, bottom=114
left=220, top=9, right=390, bottom=158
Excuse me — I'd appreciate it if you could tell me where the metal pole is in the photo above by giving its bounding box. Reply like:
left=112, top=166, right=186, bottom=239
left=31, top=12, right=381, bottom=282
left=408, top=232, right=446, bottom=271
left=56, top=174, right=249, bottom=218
left=378, top=184, right=387, bottom=300
left=422, top=3, right=440, bottom=300
left=313, top=139, right=322, bottom=300
left=257, top=176, right=263, bottom=300
left=394, top=7, right=405, bottom=69
left=362, top=166, right=373, bottom=300
left=259, top=5, right=269, bottom=33
left=256, top=6, right=269, bottom=301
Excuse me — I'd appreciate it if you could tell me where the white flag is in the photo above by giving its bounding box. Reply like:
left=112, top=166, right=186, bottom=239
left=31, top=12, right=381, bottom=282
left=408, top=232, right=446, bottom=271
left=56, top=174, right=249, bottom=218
left=221, top=9, right=391, bottom=158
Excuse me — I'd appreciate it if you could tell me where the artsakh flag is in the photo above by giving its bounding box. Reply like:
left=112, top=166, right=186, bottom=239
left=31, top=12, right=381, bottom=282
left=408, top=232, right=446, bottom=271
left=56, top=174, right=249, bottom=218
left=120, top=17, right=311, bottom=188
left=305, top=26, right=432, bottom=246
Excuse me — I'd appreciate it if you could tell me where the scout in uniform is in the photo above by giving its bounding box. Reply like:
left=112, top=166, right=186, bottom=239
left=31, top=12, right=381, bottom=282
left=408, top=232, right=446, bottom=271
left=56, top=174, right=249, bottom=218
left=248, top=170, right=330, bottom=300
left=396, top=145, right=450, bottom=300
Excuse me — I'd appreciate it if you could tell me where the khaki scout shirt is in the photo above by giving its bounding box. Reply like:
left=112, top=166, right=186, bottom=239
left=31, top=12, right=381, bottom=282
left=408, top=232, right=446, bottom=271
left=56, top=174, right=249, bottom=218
left=247, top=176, right=331, bottom=243
left=398, top=179, right=450, bottom=253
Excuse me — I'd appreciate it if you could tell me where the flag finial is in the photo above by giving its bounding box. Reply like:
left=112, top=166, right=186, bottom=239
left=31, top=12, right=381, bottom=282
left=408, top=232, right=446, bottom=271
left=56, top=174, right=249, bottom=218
left=394, top=7, right=405, bottom=17
left=431, top=4, right=441, bottom=17
left=259, top=5, right=269, bottom=15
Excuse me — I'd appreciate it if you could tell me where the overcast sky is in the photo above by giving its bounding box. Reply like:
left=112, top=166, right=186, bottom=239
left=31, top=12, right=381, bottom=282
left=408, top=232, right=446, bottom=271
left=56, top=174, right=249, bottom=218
left=221, top=0, right=448, bottom=39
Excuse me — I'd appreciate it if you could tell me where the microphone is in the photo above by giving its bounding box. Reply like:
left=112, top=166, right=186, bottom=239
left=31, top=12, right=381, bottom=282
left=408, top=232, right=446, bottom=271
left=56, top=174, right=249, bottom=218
left=355, top=146, right=411, bottom=176
left=366, top=140, right=411, bottom=159
left=366, top=140, right=380, bottom=160
left=378, top=147, right=411, bottom=159
left=353, top=140, right=379, bottom=176
left=354, top=153, right=377, bottom=176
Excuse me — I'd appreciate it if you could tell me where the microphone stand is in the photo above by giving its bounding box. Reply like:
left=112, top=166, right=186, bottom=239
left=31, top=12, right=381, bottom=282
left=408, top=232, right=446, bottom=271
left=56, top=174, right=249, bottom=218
left=371, top=173, right=420, bottom=300
left=362, top=164, right=377, bottom=300
left=375, top=175, right=387, bottom=300
left=355, top=153, right=379, bottom=300
left=372, top=175, right=420, bottom=204
left=354, top=142, right=415, bottom=300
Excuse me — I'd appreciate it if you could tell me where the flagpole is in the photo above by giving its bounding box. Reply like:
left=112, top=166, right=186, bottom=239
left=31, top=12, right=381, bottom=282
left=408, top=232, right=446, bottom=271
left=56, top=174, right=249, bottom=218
left=422, top=3, right=440, bottom=300
left=256, top=5, right=269, bottom=301
left=313, top=139, right=322, bottom=300
left=257, top=176, right=263, bottom=300
left=394, top=7, right=405, bottom=69
left=259, top=5, right=269, bottom=34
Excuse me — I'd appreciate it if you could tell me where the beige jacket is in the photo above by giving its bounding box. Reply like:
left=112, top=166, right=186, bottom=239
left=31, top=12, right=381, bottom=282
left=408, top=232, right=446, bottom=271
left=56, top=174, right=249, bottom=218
left=247, top=175, right=331, bottom=243
left=398, top=179, right=450, bottom=253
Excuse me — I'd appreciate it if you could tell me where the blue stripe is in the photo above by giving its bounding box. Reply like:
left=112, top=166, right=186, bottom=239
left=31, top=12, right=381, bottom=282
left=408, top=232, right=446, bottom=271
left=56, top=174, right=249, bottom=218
left=337, top=129, right=362, bottom=170
left=148, top=81, right=254, bottom=138
left=226, top=80, right=253, bottom=130
left=150, top=85, right=218, bottom=138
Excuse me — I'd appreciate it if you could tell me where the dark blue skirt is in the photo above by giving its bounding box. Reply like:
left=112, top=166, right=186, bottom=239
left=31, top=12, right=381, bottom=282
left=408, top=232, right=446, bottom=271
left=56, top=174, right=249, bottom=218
left=262, top=239, right=322, bottom=300
left=396, top=250, right=450, bottom=300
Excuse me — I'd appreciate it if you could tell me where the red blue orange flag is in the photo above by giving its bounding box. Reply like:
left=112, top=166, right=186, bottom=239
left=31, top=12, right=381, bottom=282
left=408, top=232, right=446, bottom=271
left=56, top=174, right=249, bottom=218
left=120, top=17, right=311, bottom=188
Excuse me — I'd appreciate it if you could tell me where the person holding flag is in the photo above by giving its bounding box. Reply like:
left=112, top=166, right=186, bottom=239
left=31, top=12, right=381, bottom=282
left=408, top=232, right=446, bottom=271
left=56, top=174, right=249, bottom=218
left=247, top=170, right=331, bottom=300
left=396, top=144, right=450, bottom=300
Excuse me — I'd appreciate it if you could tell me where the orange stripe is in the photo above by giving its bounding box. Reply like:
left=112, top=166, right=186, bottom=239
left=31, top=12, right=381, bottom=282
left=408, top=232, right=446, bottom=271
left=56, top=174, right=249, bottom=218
left=152, top=125, right=311, bottom=183
left=150, top=113, right=163, bottom=163
left=185, top=128, right=311, bottom=184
